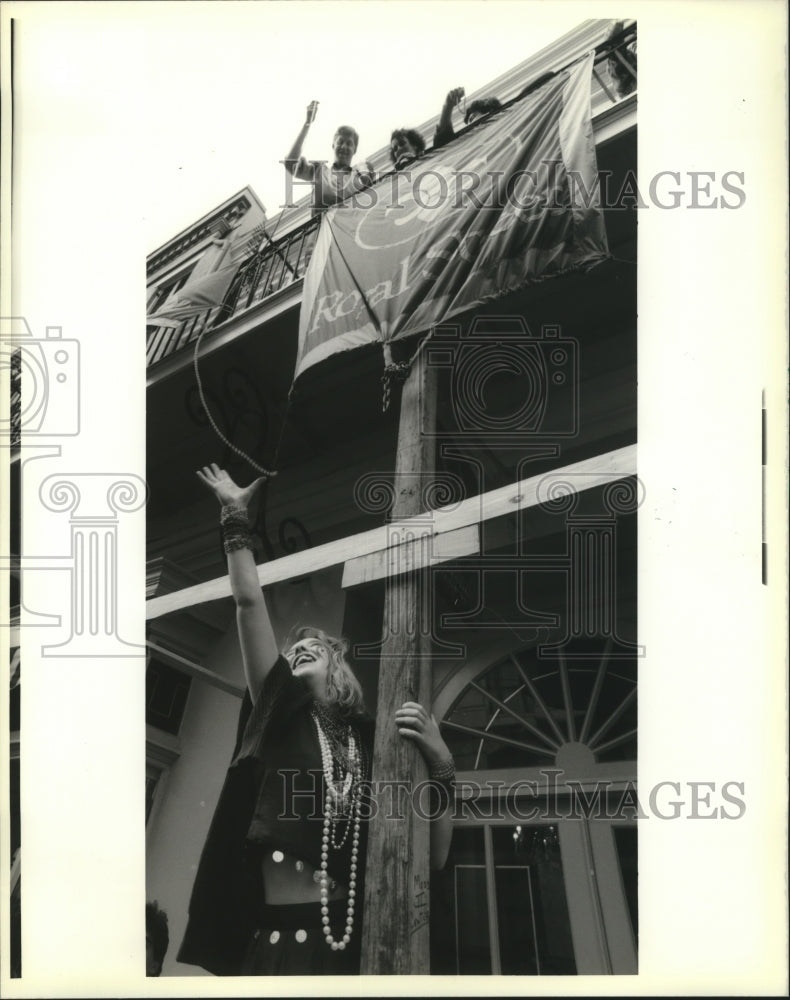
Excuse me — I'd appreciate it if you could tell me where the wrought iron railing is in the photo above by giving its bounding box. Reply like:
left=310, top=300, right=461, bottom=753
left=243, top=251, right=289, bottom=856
left=225, top=217, right=321, bottom=317
left=146, top=217, right=320, bottom=367
left=146, top=24, right=636, bottom=370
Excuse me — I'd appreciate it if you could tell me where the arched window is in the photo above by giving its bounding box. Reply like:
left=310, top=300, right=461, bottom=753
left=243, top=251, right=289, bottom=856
left=441, top=644, right=636, bottom=773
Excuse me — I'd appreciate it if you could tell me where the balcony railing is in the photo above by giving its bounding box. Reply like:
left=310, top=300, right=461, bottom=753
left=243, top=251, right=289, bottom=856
left=146, top=23, right=636, bottom=370
left=146, top=217, right=320, bottom=367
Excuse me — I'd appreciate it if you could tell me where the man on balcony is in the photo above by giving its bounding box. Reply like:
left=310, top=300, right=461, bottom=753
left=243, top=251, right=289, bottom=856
left=284, top=102, right=374, bottom=216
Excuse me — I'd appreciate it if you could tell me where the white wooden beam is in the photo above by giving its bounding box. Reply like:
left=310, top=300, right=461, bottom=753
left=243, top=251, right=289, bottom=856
left=341, top=523, right=479, bottom=589
left=146, top=444, right=635, bottom=621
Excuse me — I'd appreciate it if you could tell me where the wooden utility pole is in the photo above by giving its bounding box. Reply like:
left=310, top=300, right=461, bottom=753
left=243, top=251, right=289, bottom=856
left=360, top=353, right=437, bottom=975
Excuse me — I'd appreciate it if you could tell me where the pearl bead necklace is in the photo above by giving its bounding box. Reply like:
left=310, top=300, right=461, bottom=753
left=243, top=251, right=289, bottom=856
left=312, top=707, right=362, bottom=951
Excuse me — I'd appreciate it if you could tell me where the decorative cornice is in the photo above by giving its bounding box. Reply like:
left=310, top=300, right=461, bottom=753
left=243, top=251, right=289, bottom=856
left=147, top=196, right=251, bottom=276
left=147, top=185, right=267, bottom=276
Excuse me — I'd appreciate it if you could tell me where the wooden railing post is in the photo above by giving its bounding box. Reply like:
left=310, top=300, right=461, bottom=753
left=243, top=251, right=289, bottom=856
left=360, top=351, right=437, bottom=975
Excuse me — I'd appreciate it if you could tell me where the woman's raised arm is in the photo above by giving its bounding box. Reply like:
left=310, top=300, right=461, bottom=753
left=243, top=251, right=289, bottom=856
left=196, top=463, right=279, bottom=702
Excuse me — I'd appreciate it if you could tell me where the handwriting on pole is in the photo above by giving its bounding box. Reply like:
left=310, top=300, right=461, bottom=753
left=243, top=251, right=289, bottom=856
left=411, top=873, right=430, bottom=935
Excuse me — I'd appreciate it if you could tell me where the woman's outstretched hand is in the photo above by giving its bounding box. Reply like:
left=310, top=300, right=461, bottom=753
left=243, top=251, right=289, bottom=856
left=395, top=702, right=452, bottom=768
left=196, top=463, right=271, bottom=510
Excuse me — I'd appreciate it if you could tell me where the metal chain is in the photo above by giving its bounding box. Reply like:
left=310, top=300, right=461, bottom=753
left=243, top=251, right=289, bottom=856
left=381, top=360, right=412, bottom=412
left=380, top=326, right=438, bottom=412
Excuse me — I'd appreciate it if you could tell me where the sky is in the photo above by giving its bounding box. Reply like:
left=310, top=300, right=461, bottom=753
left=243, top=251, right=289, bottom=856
left=137, top=2, right=593, bottom=251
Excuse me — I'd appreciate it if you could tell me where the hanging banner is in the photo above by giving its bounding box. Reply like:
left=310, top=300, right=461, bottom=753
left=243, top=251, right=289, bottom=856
left=146, top=213, right=270, bottom=328
left=296, top=51, right=608, bottom=380
left=146, top=263, right=240, bottom=328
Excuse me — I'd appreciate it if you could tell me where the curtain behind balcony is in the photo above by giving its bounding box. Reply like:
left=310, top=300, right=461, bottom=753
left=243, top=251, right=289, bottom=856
left=295, top=51, right=608, bottom=381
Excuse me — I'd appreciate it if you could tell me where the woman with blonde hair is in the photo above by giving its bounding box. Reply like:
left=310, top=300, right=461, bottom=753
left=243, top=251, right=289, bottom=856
left=177, top=465, right=454, bottom=976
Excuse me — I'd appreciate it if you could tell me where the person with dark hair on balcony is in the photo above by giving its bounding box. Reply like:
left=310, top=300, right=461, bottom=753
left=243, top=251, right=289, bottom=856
left=389, top=128, right=426, bottom=169
left=177, top=464, right=454, bottom=976
left=146, top=900, right=170, bottom=976
left=606, top=21, right=637, bottom=98
left=284, top=101, right=375, bottom=215
left=433, top=89, right=503, bottom=149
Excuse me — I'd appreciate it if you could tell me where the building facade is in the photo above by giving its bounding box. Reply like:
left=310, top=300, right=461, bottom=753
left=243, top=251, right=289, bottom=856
left=145, top=19, right=638, bottom=976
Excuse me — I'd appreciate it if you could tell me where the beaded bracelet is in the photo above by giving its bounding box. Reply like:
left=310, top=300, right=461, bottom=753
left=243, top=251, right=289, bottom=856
left=220, top=504, right=253, bottom=554
left=429, top=755, right=456, bottom=783
left=220, top=503, right=250, bottom=528
left=429, top=757, right=456, bottom=813
left=222, top=528, right=253, bottom=554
